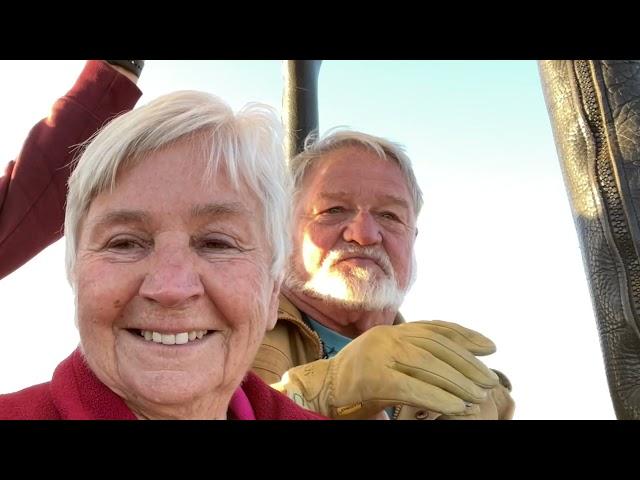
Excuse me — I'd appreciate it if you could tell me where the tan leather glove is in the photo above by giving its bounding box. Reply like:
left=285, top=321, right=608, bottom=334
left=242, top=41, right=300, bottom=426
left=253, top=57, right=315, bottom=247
left=438, top=382, right=515, bottom=420
left=271, top=321, right=500, bottom=419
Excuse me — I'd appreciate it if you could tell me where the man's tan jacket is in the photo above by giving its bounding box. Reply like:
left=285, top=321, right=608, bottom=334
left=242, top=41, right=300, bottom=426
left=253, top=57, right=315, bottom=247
left=251, top=295, right=515, bottom=420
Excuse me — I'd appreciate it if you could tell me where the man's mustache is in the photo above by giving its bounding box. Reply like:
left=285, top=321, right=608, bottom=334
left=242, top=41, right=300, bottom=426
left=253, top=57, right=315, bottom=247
left=325, top=246, right=393, bottom=276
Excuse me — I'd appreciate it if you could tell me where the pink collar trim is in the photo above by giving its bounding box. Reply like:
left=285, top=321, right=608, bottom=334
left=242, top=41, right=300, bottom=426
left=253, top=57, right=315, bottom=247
left=228, top=384, right=256, bottom=420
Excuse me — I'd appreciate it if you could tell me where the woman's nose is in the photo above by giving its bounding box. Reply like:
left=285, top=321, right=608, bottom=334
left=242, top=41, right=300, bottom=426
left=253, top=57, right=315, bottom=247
left=138, top=245, right=204, bottom=307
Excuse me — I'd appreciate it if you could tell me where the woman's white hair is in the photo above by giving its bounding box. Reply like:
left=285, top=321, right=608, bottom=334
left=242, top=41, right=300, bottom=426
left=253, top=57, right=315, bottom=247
left=65, top=90, right=291, bottom=283
left=290, top=128, right=423, bottom=217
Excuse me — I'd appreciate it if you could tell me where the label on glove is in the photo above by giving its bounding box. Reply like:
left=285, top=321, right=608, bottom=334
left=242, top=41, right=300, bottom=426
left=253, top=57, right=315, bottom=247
left=336, top=402, right=363, bottom=416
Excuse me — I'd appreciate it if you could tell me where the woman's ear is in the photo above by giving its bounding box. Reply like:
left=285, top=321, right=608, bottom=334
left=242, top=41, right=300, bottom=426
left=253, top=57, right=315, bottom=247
left=265, top=279, right=282, bottom=331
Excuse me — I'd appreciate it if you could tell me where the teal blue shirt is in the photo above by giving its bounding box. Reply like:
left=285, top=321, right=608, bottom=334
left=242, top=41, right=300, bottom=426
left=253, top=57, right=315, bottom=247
left=306, top=316, right=351, bottom=358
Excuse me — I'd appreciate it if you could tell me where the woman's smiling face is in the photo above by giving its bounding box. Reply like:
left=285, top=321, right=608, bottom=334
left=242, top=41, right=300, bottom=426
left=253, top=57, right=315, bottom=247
left=73, top=138, right=279, bottom=419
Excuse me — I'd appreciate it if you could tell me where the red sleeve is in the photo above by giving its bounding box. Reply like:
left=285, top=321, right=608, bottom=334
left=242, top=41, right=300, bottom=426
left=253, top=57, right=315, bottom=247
left=0, top=60, right=142, bottom=279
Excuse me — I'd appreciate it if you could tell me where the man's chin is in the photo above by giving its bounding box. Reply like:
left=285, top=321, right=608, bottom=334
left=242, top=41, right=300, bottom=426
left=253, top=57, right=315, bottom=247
left=331, top=264, right=380, bottom=281
left=288, top=277, right=361, bottom=307
left=304, top=283, right=394, bottom=311
left=285, top=270, right=403, bottom=311
left=302, top=289, right=370, bottom=311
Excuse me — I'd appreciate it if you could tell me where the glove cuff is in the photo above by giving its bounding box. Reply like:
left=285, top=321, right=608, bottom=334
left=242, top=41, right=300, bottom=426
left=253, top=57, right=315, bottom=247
left=274, top=360, right=333, bottom=416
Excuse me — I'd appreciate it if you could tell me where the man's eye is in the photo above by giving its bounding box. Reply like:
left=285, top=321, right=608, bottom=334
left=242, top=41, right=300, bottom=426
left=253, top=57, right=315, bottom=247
left=323, top=207, right=345, bottom=214
left=380, top=212, right=400, bottom=221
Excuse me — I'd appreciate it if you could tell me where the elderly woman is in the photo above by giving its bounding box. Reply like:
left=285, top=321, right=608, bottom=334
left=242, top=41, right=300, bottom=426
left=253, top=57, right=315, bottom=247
left=0, top=90, right=325, bottom=420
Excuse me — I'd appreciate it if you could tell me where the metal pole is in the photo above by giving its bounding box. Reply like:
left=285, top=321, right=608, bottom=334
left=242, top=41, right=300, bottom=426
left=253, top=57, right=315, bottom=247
left=282, top=60, right=322, bottom=161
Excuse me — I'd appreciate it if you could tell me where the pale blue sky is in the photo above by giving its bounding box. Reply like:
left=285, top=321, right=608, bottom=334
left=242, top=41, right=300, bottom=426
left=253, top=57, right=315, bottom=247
left=0, top=60, right=615, bottom=418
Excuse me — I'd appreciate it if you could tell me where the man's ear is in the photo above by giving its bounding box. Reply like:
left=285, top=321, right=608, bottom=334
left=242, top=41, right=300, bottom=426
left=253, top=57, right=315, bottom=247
left=265, top=279, right=282, bottom=331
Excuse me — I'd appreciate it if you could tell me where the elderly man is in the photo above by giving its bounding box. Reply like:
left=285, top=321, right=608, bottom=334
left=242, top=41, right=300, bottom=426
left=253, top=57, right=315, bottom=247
left=252, top=130, right=515, bottom=420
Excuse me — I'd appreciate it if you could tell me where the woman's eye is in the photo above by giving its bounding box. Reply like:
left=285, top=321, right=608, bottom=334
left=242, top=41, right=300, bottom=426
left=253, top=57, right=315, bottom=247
left=107, top=238, right=144, bottom=251
left=198, top=239, right=235, bottom=250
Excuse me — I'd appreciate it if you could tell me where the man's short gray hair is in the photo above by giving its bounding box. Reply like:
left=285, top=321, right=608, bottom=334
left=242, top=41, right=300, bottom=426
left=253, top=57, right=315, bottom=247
left=64, top=90, right=291, bottom=283
left=289, top=128, right=423, bottom=216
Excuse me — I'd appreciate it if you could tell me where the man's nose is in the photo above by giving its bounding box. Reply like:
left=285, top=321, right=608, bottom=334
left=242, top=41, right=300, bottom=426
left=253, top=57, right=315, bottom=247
left=342, top=211, right=383, bottom=246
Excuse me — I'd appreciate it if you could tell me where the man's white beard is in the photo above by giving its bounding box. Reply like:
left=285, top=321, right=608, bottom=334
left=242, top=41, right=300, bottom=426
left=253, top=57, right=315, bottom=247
left=285, top=245, right=416, bottom=311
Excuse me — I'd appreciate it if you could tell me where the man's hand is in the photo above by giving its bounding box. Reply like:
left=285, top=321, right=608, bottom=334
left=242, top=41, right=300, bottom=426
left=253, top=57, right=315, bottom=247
left=272, top=320, right=500, bottom=419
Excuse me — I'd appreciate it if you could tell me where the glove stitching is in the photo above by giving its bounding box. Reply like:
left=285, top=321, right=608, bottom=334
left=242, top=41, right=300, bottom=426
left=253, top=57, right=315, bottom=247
left=394, top=360, right=487, bottom=401
left=422, top=322, right=492, bottom=350
left=405, top=335, right=496, bottom=388
left=328, top=357, right=338, bottom=414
